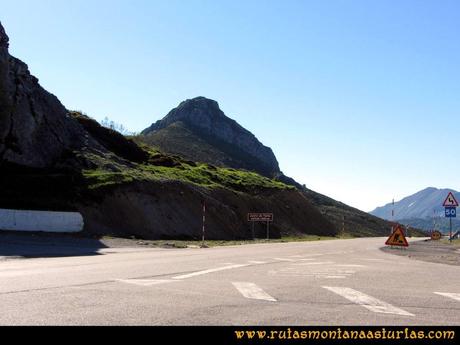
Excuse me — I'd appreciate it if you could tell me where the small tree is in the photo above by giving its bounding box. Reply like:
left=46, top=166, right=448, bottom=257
left=100, top=116, right=131, bottom=135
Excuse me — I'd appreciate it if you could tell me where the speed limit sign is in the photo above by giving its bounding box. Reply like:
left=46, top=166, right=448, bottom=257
left=445, top=207, right=457, bottom=218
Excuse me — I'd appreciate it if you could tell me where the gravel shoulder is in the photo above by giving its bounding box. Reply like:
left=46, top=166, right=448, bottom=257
left=381, top=238, right=460, bottom=266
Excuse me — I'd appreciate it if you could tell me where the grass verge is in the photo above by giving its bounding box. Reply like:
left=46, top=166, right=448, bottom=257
left=103, top=234, right=350, bottom=249
left=441, top=238, right=460, bottom=247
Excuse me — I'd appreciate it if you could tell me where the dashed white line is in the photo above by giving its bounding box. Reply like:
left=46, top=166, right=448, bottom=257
left=434, top=292, right=460, bottom=302
left=172, top=264, right=250, bottom=280
left=116, top=279, right=178, bottom=286
left=293, top=261, right=335, bottom=266
left=337, top=264, right=366, bottom=268
left=248, top=261, right=267, bottom=264
left=323, top=286, right=414, bottom=316
left=232, top=282, right=277, bottom=302
left=273, top=258, right=297, bottom=262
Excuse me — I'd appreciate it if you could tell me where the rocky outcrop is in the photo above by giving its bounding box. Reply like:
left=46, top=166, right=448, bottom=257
left=0, top=21, right=90, bottom=169
left=0, top=23, right=8, bottom=48
left=72, top=112, right=149, bottom=164
left=142, top=97, right=281, bottom=177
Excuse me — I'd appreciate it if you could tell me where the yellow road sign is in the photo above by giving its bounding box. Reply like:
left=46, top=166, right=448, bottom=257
left=385, top=226, right=409, bottom=247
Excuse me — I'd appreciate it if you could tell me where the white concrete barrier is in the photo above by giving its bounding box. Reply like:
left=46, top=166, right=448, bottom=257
left=0, top=209, right=84, bottom=233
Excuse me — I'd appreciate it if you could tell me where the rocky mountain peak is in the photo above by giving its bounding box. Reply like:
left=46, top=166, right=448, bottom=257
left=142, top=97, right=281, bottom=177
left=0, top=22, right=9, bottom=49
left=142, top=96, right=226, bottom=134
left=177, top=96, right=221, bottom=114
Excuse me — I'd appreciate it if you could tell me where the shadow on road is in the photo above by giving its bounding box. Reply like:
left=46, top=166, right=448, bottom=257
left=0, top=231, right=108, bottom=259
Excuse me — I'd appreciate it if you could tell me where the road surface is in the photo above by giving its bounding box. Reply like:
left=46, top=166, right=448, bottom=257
left=0, top=237, right=459, bottom=325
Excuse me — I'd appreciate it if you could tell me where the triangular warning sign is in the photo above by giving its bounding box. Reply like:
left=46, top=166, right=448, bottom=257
left=443, top=192, right=459, bottom=207
left=385, top=226, right=409, bottom=247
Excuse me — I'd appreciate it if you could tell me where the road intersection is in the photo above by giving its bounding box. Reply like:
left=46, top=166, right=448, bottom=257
left=0, top=237, right=458, bottom=325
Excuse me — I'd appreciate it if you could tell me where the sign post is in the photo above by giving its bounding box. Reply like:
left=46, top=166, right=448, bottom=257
left=443, top=192, right=458, bottom=242
left=201, top=200, right=206, bottom=245
left=391, top=198, right=395, bottom=235
left=247, top=213, right=274, bottom=240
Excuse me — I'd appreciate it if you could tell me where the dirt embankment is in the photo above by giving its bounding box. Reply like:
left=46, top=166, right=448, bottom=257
left=76, top=181, right=337, bottom=240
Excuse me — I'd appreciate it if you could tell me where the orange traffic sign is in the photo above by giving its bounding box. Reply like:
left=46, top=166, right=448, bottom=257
left=385, top=226, right=409, bottom=247
left=443, top=192, right=459, bottom=207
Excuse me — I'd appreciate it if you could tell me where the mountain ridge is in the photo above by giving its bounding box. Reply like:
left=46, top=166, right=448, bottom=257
left=370, top=187, right=459, bottom=231
left=371, top=187, right=459, bottom=220
left=141, top=97, right=281, bottom=177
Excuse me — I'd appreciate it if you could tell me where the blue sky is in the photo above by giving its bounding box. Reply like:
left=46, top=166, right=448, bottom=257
left=1, top=0, right=459, bottom=211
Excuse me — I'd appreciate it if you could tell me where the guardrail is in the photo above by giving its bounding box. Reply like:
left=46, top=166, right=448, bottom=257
left=0, top=209, right=83, bottom=233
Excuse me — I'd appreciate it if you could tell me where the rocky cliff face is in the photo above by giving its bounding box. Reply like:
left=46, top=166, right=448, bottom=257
left=0, top=22, right=146, bottom=172
left=0, top=21, right=92, bottom=169
left=142, top=97, right=281, bottom=177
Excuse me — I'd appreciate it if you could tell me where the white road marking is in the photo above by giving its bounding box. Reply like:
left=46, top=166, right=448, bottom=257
left=172, top=264, right=249, bottom=280
left=116, top=279, right=178, bottom=286
left=248, top=261, right=267, bottom=264
left=288, top=255, right=304, bottom=258
left=293, top=261, right=335, bottom=266
left=273, top=258, right=297, bottom=262
left=232, top=282, right=277, bottom=302
left=299, top=258, right=316, bottom=261
left=434, top=292, right=460, bottom=302
left=337, top=264, right=366, bottom=268
left=270, top=267, right=355, bottom=279
left=323, top=287, right=414, bottom=316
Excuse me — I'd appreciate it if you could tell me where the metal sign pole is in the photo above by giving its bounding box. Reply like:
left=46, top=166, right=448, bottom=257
left=266, top=221, right=270, bottom=240
left=251, top=221, right=255, bottom=240
left=391, top=198, right=395, bottom=235
left=450, top=217, right=452, bottom=243
left=202, top=201, right=206, bottom=245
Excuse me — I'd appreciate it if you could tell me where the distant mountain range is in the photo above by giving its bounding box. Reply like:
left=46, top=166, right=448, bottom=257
left=370, top=188, right=460, bottom=232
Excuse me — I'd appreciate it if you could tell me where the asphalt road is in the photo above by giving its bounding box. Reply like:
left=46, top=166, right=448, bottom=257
left=0, top=237, right=459, bottom=325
